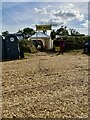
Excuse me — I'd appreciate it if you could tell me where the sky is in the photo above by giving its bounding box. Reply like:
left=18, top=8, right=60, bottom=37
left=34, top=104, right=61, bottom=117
left=1, top=1, right=90, bottom=35
left=1, top=0, right=90, bottom=2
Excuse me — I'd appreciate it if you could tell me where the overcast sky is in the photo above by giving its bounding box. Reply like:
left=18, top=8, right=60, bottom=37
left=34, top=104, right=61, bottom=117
left=1, top=1, right=89, bottom=35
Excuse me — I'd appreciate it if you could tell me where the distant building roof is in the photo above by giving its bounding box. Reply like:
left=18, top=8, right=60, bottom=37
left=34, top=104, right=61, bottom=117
left=31, top=32, right=50, bottom=39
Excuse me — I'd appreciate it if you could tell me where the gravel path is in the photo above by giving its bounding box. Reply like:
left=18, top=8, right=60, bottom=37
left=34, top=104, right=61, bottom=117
left=2, top=52, right=88, bottom=118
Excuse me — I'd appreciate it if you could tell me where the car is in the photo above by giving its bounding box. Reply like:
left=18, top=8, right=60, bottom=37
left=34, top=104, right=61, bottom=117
left=84, top=42, right=90, bottom=53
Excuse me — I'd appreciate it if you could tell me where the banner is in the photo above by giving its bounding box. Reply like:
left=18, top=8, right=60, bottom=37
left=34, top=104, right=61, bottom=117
left=36, top=25, right=51, bottom=30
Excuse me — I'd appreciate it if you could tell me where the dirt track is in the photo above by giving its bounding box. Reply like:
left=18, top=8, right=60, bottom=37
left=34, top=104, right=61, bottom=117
left=2, top=51, right=88, bottom=118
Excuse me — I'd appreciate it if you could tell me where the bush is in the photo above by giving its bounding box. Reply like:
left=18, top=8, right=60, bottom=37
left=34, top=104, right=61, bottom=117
left=54, top=36, right=89, bottom=51
left=19, top=39, right=37, bottom=53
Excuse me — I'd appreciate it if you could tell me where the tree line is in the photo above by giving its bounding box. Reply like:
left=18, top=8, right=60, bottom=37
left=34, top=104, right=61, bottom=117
left=2, top=26, right=90, bottom=51
left=2, top=27, right=35, bottom=38
left=2, top=26, right=86, bottom=39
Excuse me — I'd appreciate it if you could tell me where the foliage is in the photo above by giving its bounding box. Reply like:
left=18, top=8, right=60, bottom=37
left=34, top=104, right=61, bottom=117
left=19, top=39, right=37, bottom=53
left=17, top=27, right=35, bottom=38
left=54, top=36, right=88, bottom=50
left=2, top=31, right=9, bottom=37
left=17, top=29, right=23, bottom=34
left=69, top=29, right=77, bottom=36
left=56, top=26, right=69, bottom=36
left=50, top=30, right=56, bottom=40
left=50, top=26, right=86, bottom=41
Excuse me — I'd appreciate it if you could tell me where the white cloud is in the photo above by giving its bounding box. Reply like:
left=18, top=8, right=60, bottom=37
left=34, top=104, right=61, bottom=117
left=68, top=4, right=74, bottom=8
left=81, top=20, right=88, bottom=28
left=2, top=2, right=88, bottom=35
left=34, top=8, right=49, bottom=15
left=54, top=10, right=76, bottom=19
left=40, top=18, right=64, bottom=26
left=88, top=21, right=90, bottom=35
left=34, top=3, right=85, bottom=27
left=34, top=5, right=51, bottom=15
left=54, top=5, right=84, bottom=22
left=76, top=27, right=88, bottom=35
left=74, top=10, right=84, bottom=21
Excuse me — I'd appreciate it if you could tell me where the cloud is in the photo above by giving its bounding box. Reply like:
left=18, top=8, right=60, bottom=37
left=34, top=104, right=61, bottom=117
left=34, top=8, right=48, bottom=14
left=34, top=3, right=85, bottom=27
left=88, top=20, right=90, bottom=35
left=81, top=20, right=88, bottom=28
left=54, top=10, right=76, bottom=19
left=34, top=5, right=51, bottom=15
left=40, top=18, right=64, bottom=27
left=2, top=2, right=88, bottom=35
left=54, top=4, right=84, bottom=22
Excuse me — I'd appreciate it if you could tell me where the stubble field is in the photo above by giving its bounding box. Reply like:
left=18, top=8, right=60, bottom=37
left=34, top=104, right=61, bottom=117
left=2, top=51, right=89, bottom=118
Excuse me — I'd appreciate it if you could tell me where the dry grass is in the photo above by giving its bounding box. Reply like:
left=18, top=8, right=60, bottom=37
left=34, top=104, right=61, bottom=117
left=2, top=51, right=88, bottom=118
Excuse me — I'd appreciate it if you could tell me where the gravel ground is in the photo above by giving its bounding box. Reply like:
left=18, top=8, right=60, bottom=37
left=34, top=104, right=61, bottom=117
left=1, top=51, right=89, bottom=118
left=0, top=62, right=2, bottom=119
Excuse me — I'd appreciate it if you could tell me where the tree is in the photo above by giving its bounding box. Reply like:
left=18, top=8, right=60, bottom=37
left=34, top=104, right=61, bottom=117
left=17, top=27, right=35, bottom=38
left=56, top=26, right=69, bottom=36
left=2, top=31, right=9, bottom=37
left=17, top=29, right=23, bottom=34
left=69, top=28, right=80, bottom=36
left=50, top=30, right=56, bottom=40
left=23, top=27, right=35, bottom=38
left=63, top=26, right=69, bottom=35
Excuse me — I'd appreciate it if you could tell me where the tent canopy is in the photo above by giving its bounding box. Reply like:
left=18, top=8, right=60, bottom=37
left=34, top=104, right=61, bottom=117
left=31, top=32, right=50, bottom=39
